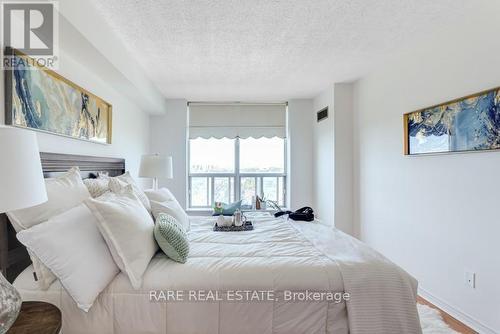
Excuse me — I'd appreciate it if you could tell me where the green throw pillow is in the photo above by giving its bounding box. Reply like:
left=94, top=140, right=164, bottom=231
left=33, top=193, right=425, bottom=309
left=154, top=213, right=189, bottom=263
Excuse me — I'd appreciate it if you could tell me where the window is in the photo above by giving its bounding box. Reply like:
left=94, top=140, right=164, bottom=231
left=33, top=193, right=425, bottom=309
left=188, top=102, right=287, bottom=209
left=189, top=138, right=235, bottom=173
left=188, top=137, right=286, bottom=209
left=239, top=137, right=285, bottom=173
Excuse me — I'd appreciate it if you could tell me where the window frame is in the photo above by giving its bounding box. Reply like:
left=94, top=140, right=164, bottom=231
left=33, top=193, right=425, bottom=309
left=187, top=137, right=287, bottom=209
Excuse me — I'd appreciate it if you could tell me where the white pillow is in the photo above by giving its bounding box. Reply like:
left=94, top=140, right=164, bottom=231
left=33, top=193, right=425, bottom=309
left=16, top=204, right=119, bottom=312
left=144, top=188, right=176, bottom=203
left=7, top=167, right=90, bottom=230
left=7, top=167, right=90, bottom=290
left=83, top=178, right=109, bottom=198
left=85, top=185, right=157, bottom=289
left=102, top=172, right=151, bottom=212
left=150, top=199, right=190, bottom=232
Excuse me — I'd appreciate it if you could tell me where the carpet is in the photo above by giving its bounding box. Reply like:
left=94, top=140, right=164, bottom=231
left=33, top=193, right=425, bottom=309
left=419, top=304, right=460, bottom=334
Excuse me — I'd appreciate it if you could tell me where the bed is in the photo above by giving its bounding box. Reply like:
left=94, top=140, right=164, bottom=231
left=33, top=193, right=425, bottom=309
left=1, top=153, right=422, bottom=334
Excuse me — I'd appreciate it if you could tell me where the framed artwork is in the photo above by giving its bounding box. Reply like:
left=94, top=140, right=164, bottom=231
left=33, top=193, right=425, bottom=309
left=4, top=47, right=112, bottom=144
left=404, top=87, right=500, bottom=155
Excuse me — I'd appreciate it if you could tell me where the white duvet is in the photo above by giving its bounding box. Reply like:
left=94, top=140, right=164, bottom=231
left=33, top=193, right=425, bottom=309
left=14, top=214, right=421, bottom=334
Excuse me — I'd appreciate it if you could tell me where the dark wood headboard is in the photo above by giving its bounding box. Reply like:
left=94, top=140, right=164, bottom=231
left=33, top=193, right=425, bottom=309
left=0, top=152, right=125, bottom=282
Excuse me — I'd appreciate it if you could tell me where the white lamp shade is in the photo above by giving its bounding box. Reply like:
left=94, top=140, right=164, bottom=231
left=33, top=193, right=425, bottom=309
left=139, top=154, right=173, bottom=179
left=0, top=127, right=47, bottom=213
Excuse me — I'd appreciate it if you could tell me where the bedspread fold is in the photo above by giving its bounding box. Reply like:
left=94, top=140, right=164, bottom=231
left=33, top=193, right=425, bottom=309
left=291, top=220, right=422, bottom=334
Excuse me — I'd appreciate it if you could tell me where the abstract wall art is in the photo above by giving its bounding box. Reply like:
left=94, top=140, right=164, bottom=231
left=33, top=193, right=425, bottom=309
left=4, top=47, right=112, bottom=144
left=404, top=87, right=500, bottom=155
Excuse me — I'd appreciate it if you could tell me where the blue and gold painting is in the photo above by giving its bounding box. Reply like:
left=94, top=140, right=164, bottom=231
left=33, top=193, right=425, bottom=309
left=5, top=50, right=112, bottom=144
left=405, top=88, right=500, bottom=155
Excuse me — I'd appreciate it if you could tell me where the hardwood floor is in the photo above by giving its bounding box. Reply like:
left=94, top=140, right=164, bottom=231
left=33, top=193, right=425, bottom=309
left=417, top=296, right=477, bottom=334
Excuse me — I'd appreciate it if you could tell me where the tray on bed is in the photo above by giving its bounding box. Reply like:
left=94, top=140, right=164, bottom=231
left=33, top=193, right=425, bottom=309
left=213, top=221, right=253, bottom=232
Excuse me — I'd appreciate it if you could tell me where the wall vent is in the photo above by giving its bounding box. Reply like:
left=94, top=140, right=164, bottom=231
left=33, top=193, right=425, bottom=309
left=317, top=107, right=328, bottom=122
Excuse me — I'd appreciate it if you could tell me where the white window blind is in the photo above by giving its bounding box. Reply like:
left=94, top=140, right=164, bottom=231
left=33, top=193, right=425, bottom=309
left=188, top=103, right=286, bottom=139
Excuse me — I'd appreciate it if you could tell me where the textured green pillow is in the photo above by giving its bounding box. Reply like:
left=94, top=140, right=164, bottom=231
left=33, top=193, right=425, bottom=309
left=154, top=213, right=190, bottom=263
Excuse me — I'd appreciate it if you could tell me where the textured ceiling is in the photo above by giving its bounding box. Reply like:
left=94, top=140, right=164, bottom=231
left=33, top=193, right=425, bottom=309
left=91, top=0, right=475, bottom=100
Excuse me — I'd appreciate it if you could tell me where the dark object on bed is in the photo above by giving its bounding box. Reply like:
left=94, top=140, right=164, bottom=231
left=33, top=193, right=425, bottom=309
left=0, top=152, right=125, bottom=283
left=274, top=207, right=315, bottom=222
left=213, top=221, right=254, bottom=232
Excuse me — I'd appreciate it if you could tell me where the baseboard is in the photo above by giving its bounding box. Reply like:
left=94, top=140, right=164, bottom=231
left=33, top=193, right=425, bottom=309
left=418, top=288, right=497, bottom=334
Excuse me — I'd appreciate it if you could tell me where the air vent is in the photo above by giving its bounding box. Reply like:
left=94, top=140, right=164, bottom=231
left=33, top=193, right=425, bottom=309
left=317, top=107, right=328, bottom=122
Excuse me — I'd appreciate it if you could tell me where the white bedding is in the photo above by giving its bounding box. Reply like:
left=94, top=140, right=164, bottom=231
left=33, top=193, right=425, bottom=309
left=14, top=215, right=420, bottom=334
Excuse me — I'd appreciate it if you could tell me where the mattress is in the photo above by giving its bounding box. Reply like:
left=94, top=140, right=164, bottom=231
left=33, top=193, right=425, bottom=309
left=12, top=215, right=385, bottom=334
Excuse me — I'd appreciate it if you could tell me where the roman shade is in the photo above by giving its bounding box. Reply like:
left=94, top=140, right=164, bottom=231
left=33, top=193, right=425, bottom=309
left=188, top=103, right=286, bottom=139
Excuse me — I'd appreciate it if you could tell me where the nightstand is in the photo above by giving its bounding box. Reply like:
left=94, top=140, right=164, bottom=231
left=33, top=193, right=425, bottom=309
left=7, top=301, right=61, bottom=334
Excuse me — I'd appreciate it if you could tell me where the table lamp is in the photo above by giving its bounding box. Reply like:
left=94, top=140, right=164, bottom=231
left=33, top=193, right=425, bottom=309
left=0, top=126, right=47, bottom=332
left=139, top=154, right=173, bottom=190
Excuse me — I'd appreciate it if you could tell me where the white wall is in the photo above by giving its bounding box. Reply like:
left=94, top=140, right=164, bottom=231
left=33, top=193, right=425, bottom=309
left=310, top=84, right=353, bottom=233
left=149, top=99, right=188, bottom=208
left=333, top=83, right=353, bottom=234
left=58, top=1, right=167, bottom=114
left=287, top=99, right=314, bottom=209
left=312, top=87, right=335, bottom=226
left=352, top=2, right=500, bottom=332
left=0, top=24, right=151, bottom=184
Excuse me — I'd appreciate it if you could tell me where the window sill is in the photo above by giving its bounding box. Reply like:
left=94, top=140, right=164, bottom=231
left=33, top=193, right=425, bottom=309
left=186, top=208, right=288, bottom=216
